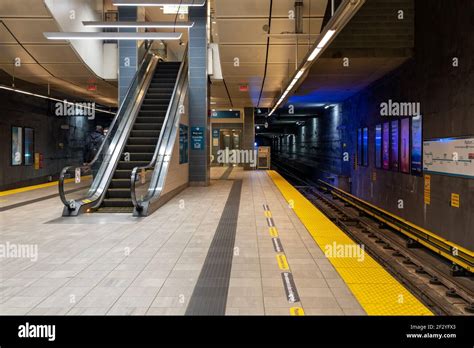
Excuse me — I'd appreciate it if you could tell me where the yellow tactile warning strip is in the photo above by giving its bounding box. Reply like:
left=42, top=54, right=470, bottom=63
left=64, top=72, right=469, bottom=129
left=263, top=203, right=305, bottom=316
left=267, top=170, right=433, bottom=316
left=0, top=177, right=90, bottom=197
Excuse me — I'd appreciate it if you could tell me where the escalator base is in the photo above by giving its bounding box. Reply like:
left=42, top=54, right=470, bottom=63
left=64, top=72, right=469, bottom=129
left=95, top=207, right=134, bottom=213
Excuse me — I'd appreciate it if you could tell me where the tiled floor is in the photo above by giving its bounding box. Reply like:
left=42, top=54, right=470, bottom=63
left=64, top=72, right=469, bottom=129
left=0, top=167, right=365, bottom=315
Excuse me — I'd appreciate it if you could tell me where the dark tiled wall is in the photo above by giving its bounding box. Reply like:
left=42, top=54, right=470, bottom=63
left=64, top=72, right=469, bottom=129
left=0, top=90, right=89, bottom=190
left=118, top=7, right=138, bottom=103
left=276, top=0, right=473, bottom=249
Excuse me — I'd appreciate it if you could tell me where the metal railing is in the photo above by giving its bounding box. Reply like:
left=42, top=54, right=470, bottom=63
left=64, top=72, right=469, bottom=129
left=130, top=47, right=188, bottom=217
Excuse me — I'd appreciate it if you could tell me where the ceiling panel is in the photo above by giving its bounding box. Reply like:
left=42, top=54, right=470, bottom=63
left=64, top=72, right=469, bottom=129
left=0, top=0, right=51, bottom=18
left=0, top=23, right=17, bottom=44
left=213, top=0, right=328, bottom=108
left=23, top=45, right=81, bottom=64
left=215, top=0, right=327, bottom=18
left=0, top=63, right=50, bottom=77
left=2, top=18, right=62, bottom=44
left=0, top=44, right=36, bottom=64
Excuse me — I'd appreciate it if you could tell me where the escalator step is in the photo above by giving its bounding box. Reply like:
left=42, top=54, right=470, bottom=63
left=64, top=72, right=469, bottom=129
left=143, top=99, right=173, bottom=104
left=141, top=105, right=169, bottom=110
left=121, top=152, right=154, bottom=161
left=109, top=179, right=131, bottom=188
left=124, top=145, right=156, bottom=153
left=127, top=137, right=158, bottom=145
left=96, top=206, right=134, bottom=213
left=106, top=188, right=132, bottom=199
left=149, top=83, right=175, bottom=88
left=130, top=130, right=161, bottom=138
left=135, top=117, right=165, bottom=123
left=133, top=123, right=162, bottom=131
left=101, top=198, right=134, bottom=208
left=113, top=170, right=133, bottom=179
left=116, top=161, right=150, bottom=170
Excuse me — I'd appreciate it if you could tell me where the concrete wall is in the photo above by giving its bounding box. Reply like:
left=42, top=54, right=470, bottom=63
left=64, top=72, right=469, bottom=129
left=0, top=89, right=90, bottom=190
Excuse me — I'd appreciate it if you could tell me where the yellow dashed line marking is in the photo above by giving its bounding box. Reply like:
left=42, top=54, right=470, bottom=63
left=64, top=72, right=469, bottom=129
left=276, top=253, right=289, bottom=270
left=290, top=307, right=305, bottom=316
left=269, top=227, right=279, bottom=237
left=267, top=170, right=432, bottom=316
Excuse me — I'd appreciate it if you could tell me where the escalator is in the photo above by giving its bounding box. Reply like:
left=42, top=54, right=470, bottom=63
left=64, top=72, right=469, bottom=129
left=58, top=46, right=187, bottom=217
left=99, top=62, right=181, bottom=213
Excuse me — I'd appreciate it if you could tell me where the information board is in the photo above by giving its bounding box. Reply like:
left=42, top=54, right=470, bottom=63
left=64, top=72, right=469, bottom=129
left=191, top=127, right=205, bottom=150
left=382, top=122, right=390, bottom=170
left=400, top=118, right=410, bottom=173
left=423, top=137, right=474, bottom=178
left=411, top=115, right=423, bottom=175
left=390, top=120, right=399, bottom=171
left=211, top=110, right=240, bottom=118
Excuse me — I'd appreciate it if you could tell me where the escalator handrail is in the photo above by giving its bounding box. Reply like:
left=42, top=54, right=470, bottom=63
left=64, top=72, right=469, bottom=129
left=59, top=41, right=155, bottom=210
left=130, top=47, right=188, bottom=211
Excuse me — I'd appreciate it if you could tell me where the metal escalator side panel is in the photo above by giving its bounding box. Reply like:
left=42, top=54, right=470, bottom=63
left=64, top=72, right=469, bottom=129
left=91, top=57, right=160, bottom=211
left=59, top=52, right=159, bottom=216
left=131, top=55, right=189, bottom=216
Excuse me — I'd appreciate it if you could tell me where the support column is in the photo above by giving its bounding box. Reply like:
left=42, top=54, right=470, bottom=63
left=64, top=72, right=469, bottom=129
left=243, top=107, right=255, bottom=170
left=118, top=7, right=137, bottom=104
left=188, top=2, right=210, bottom=185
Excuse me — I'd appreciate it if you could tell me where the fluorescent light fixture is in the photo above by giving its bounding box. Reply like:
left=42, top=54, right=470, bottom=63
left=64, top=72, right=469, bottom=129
left=113, top=0, right=205, bottom=6
left=294, top=70, right=304, bottom=80
left=324, top=105, right=330, bottom=109
left=0, top=85, right=115, bottom=115
left=317, top=29, right=336, bottom=48
left=307, top=30, right=335, bottom=62
left=307, top=47, right=321, bottom=62
left=82, top=21, right=194, bottom=28
left=163, top=5, right=188, bottom=14
left=44, top=32, right=182, bottom=40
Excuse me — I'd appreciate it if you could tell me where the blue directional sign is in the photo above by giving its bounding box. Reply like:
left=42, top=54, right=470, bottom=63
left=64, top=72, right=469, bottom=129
left=191, top=127, right=205, bottom=150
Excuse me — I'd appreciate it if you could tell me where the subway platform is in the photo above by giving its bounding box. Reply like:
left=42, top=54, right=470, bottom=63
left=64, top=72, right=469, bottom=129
left=0, top=167, right=431, bottom=316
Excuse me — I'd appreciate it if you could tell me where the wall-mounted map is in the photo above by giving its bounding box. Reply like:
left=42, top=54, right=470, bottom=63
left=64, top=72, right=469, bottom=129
left=423, top=137, right=474, bottom=178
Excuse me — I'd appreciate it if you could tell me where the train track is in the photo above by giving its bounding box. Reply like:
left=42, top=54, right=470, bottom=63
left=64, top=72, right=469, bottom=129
left=272, top=160, right=474, bottom=315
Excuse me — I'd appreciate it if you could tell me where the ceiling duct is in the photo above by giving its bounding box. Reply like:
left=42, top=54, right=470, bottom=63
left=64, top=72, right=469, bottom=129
left=295, top=0, right=304, bottom=34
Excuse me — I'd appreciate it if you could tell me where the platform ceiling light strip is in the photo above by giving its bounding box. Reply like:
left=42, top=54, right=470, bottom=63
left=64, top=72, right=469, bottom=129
left=43, top=32, right=182, bottom=40
left=113, top=0, right=205, bottom=6
left=0, top=85, right=115, bottom=115
left=268, top=0, right=365, bottom=116
left=82, top=21, right=194, bottom=28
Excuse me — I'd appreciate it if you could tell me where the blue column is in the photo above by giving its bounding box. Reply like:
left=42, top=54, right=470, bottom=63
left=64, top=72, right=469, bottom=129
left=118, top=7, right=138, bottom=104
left=188, top=2, right=209, bottom=185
